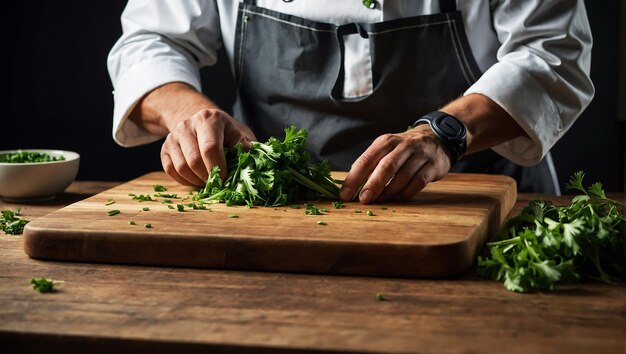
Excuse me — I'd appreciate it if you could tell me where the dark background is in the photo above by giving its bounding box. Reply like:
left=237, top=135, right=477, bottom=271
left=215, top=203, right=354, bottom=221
left=1, top=1, right=624, bottom=192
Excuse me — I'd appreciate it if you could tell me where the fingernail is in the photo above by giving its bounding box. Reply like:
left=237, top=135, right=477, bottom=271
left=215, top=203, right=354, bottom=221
left=340, top=187, right=353, bottom=201
left=360, top=190, right=373, bottom=204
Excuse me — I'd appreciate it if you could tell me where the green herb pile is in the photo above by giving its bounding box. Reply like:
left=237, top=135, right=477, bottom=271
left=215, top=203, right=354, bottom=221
left=1, top=209, right=29, bottom=235
left=478, top=172, right=625, bottom=292
left=0, top=151, right=65, bottom=163
left=194, top=126, right=339, bottom=207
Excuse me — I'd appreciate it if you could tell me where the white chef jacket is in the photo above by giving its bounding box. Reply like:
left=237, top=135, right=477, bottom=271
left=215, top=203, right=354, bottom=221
left=107, top=0, right=594, bottom=167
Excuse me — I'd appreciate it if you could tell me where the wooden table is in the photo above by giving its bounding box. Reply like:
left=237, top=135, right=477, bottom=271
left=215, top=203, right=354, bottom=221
left=1, top=181, right=624, bottom=354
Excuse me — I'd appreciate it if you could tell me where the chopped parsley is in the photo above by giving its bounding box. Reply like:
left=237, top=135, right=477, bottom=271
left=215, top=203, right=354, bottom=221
left=0, top=151, right=65, bottom=163
left=0, top=209, right=29, bottom=235
left=131, top=194, right=154, bottom=202
left=153, top=184, right=167, bottom=192
left=105, top=199, right=115, bottom=206
left=317, top=221, right=327, bottom=226
left=107, top=209, right=121, bottom=216
left=30, top=277, right=63, bottom=293
left=332, top=201, right=345, bottom=209
left=305, top=203, right=324, bottom=215
left=187, top=203, right=208, bottom=210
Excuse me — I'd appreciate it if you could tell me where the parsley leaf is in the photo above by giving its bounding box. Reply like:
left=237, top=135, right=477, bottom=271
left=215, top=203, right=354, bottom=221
left=0, top=209, right=29, bottom=235
left=153, top=184, right=167, bottom=192
left=305, top=203, right=324, bottom=215
left=131, top=194, right=154, bottom=202
left=332, top=201, right=345, bottom=209
left=30, top=277, right=63, bottom=293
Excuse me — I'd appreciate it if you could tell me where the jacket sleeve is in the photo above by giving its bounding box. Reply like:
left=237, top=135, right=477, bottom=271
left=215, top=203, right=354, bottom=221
left=107, top=0, right=221, bottom=147
left=465, top=0, right=594, bottom=166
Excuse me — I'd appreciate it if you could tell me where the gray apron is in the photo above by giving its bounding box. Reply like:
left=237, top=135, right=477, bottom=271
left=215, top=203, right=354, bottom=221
left=232, top=0, right=559, bottom=194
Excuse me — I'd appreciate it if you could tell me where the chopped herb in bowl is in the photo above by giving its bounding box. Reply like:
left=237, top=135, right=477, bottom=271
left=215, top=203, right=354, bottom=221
left=0, top=150, right=65, bottom=163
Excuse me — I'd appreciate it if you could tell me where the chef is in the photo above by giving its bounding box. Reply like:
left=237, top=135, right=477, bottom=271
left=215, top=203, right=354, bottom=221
left=108, top=0, right=594, bottom=204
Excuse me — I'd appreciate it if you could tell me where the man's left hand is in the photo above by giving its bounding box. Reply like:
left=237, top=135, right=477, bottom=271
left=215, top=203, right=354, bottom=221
left=339, top=125, right=452, bottom=204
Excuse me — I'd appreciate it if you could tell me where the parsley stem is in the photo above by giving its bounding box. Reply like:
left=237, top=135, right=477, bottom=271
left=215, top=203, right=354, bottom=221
left=288, top=167, right=338, bottom=199
left=486, top=236, right=520, bottom=248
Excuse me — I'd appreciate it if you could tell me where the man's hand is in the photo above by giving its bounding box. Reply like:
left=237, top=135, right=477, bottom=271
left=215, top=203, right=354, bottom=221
left=339, top=125, right=452, bottom=204
left=161, top=109, right=256, bottom=186
left=340, top=94, right=527, bottom=204
left=129, top=82, right=256, bottom=186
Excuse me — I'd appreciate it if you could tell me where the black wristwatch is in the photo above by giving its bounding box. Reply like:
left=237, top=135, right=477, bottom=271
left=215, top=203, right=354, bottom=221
left=413, top=111, right=467, bottom=165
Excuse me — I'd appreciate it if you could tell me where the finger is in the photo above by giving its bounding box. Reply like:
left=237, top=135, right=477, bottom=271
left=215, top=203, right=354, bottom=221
left=378, top=154, right=428, bottom=202
left=358, top=143, right=413, bottom=204
left=178, top=130, right=210, bottom=182
left=161, top=152, right=194, bottom=187
left=395, top=162, right=436, bottom=202
left=166, top=140, right=206, bottom=186
left=224, top=118, right=255, bottom=150
left=197, top=112, right=228, bottom=180
left=340, top=134, right=398, bottom=201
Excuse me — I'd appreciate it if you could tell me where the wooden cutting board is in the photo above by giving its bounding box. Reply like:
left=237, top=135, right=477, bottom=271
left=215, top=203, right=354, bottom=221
left=24, top=172, right=516, bottom=277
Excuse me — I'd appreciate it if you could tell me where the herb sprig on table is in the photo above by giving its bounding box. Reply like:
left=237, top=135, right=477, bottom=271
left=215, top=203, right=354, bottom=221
left=0, top=209, right=29, bottom=235
left=478, top=172, right=625, bottom=292
left=193, top=126, right=340, bottom=207
left=30, top=277, right=64, bottom=293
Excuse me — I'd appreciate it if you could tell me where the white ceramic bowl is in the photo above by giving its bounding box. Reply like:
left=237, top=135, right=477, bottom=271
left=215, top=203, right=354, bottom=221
left=0, top=149, right=80, bottom=201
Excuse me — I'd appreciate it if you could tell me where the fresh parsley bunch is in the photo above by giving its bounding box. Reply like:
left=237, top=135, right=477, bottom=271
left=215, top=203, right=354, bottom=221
left=478, top=171, right=625, bottom=292
left=193, top=126, right=340, bottom=207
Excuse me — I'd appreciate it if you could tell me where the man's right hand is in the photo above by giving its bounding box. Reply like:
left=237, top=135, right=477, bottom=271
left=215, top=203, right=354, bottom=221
left=161, top=109, right=256, bottom=186
left=129, top=82, right=256, bottom=187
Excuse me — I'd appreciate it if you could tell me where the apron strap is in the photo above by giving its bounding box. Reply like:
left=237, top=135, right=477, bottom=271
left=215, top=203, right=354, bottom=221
left=439, top=0, right=457, bottom=13
left=243, top=0, right=256, bottom=5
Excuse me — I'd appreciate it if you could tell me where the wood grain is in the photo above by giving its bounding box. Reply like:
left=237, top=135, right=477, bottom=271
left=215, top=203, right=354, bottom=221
left=23, top=172, right=516, bottom=277
left=0, top=182, right=623, bottom=354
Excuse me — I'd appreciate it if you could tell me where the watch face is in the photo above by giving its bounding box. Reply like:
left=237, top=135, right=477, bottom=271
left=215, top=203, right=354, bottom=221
left=437, top=115, right=464, bottom=137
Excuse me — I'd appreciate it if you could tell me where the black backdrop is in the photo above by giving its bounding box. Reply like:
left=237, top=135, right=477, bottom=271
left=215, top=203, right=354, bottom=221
left=1, top=1, right=624, bottom=192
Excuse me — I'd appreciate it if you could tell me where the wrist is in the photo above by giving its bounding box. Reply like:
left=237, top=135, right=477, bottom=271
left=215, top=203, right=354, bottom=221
left=413, top=111, right=467, bottom=165
left=439, top=94, right=526, bottom=154
left=131, top=82, right=218, bottom=134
